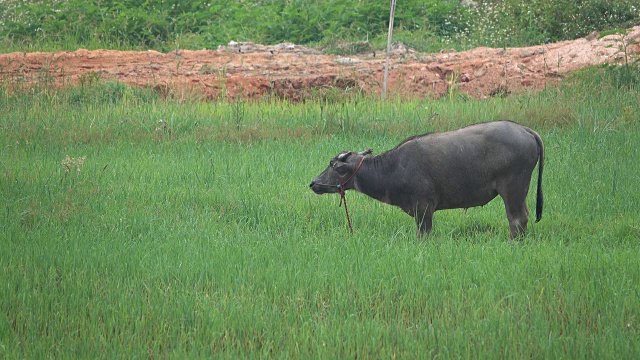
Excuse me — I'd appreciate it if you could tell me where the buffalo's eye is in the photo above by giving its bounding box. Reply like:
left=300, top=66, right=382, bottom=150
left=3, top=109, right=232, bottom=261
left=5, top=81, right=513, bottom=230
left=333, top=164, right=349, bottom=176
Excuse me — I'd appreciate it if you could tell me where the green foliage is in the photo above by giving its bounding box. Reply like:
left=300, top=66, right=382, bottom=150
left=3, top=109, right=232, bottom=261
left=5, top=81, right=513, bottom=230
left=450, top=0, right=640, bottom=48
left=600, top=34, right=640, bottom=90
left=604, top=62, right=640, bottom=89
left=1, top=0, right=638, bottom=52
left=0, top=76, right=159, bottom=111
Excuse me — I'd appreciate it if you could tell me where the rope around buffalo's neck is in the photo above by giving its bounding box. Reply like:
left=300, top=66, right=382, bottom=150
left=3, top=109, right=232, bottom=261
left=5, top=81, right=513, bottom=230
left=337, top=185, right=354, bottom=234
left=337, top=156, right=367, bottom=234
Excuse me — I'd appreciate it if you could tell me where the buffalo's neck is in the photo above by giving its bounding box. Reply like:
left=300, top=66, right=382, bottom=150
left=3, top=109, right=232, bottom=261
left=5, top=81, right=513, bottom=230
left=353, top=155, right=401, bottom=205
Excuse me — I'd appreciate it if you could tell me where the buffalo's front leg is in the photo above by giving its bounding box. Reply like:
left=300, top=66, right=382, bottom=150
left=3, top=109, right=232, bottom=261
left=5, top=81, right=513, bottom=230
left=408, top=204, right=434, bottom=238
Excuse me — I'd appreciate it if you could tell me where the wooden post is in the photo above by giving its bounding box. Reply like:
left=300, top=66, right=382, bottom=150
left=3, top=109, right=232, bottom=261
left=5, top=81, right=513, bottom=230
left=382, top=0, right=396, bottom=101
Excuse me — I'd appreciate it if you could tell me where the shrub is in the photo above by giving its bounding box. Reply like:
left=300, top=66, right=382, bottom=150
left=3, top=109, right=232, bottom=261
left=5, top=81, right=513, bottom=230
left=0, top=0, right=638, bottom=52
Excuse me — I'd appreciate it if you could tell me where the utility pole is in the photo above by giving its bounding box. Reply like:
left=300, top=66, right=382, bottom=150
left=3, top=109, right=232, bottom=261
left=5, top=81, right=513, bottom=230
left=382, top=0, right=396, bottom=101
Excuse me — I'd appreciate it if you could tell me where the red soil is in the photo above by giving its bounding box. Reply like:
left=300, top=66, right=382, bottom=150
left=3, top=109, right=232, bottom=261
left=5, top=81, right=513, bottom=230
left=1, top=26, right=638, bottom=101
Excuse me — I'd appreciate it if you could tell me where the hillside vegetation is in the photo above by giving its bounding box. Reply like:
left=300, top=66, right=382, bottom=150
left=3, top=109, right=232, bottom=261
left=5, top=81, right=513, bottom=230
left=1, top=0, right=639, bottom=53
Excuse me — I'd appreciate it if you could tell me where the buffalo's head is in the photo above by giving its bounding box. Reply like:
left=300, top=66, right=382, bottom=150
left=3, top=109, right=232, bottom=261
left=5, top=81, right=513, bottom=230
left=309, top=149, right=372, bottom=194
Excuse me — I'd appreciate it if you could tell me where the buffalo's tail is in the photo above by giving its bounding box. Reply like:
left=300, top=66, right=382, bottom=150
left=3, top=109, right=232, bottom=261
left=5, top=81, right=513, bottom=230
left=532, top=130, right=544, bottom=222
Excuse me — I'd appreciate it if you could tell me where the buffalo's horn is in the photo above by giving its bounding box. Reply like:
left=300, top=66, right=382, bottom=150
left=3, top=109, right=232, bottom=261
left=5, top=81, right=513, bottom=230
left=359, top=149, right=373, bottom=156
left=337, top=152, right=351, bottom=161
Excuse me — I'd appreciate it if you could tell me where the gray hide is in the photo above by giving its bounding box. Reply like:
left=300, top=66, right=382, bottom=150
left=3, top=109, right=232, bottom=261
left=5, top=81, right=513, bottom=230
left=309, top=121, right=544, bottom=239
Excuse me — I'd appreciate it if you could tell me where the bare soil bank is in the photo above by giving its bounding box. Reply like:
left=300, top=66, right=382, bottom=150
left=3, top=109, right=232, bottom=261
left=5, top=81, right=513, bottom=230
left=1, top=26, right=639, bottom=100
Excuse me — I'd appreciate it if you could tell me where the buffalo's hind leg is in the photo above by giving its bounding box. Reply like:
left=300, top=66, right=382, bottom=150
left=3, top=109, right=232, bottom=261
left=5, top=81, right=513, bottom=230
left=500, top=187, right=530, bottom=239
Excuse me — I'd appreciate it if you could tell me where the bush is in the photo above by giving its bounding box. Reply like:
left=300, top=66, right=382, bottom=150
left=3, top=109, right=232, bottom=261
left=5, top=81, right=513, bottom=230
left=1, top=0, right=639, bottom=52
left=450, top=0, right=640, bottom=48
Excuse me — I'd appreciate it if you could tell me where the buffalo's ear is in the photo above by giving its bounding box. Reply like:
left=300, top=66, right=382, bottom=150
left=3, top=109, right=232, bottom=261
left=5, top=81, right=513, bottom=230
left=336, top=151, right=351, bottom=162
left=359, top=149, right=373, bottom=156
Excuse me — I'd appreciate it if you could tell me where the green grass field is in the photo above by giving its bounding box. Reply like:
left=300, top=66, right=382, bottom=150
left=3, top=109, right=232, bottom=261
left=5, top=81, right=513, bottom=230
left=1, top=70, right=639, bottom=358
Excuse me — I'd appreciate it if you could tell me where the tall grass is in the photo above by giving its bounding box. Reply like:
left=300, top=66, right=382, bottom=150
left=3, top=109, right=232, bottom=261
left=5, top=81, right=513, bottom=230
left=1, top=69, right=639, bottom=358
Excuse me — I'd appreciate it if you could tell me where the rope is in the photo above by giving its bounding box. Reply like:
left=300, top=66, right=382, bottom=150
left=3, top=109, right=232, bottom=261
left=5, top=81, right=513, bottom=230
left=336, top=156, right=367, bottom=234
left=338, top=185, right=354, bottom=234
left=312, top=155, right=368, bottom=235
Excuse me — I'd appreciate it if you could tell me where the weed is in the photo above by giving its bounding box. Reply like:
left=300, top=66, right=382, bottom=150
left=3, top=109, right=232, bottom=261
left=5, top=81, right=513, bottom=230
left=231, top=94, right=246, bottom=130
left=61, top=155, right=86, bottom=175
left=78, top=71, right=102, bottom=87
left=446, top=70, right=459, bottom=101
left=217, top=65, right=228, bottom=101
left=603, top=29, right=640, bottom=89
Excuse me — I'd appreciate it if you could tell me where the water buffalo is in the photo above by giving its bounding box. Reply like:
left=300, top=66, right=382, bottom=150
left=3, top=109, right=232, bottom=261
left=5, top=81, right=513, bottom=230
left=309, top=121, right=544, bottom=239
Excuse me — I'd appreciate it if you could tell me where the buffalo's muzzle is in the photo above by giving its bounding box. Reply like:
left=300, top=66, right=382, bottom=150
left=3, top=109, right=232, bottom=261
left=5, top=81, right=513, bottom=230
left=309, top=181, right=328, bottom=194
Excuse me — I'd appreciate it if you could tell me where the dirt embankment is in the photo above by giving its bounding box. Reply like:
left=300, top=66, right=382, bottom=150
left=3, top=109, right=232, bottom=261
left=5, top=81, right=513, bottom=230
left=1, top=26, right=639, bottom=101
